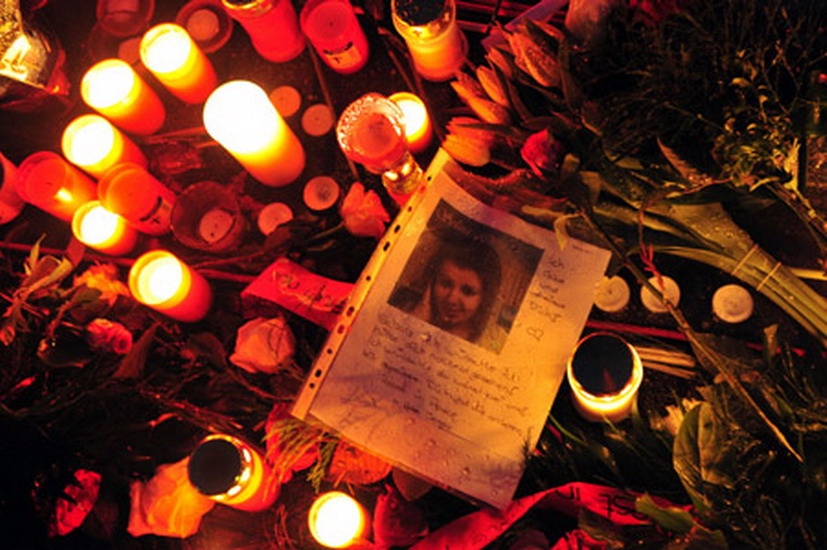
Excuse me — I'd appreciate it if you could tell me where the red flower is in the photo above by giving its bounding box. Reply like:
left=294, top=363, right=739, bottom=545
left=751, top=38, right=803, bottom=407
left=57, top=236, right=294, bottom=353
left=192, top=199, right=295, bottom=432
left=86, top=318, right=133, bottom=354
left=50, top=469, right=101, bottom=537
left=373, top=485, right=428, bottom=548
left=340, top=182, right=390, bottom=239
left=521, top=129, right=564, bottom=177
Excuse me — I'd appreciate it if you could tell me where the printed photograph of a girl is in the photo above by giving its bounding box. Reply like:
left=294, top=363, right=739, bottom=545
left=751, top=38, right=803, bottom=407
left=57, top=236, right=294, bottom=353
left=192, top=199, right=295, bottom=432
left=388, top=200, right=542, bottom=353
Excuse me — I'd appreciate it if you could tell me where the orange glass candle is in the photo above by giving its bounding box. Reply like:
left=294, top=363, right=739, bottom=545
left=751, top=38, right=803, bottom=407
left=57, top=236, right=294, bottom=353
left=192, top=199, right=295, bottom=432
left=81, top=58, right=165, bottom=135
left=72, top=200, right=137, bottom=255
left=187, top=434, right=279, bottom=512
left=566, top=332, right=644, bottom=423
left=203, top=80, right=305, bottom=186
left=62, top=114, right=147, bottom=178
left=308, top=491, right=370, bottom=548
left=15, top=152, right=98, bottom=221
left=221, top=0, right=304, bottom=63
left=98, top=163, right=175, bottom=235
left=300, top=0, right=369, bottom=74
left=128, top=250, right=212, bottom=322
left=0, top=152, right=25, bottom=224
left=140, top=23, right=217, bottom=104
left=391, top=0, right=467, bottom=81
left=389, top=92, right=432, bottom=153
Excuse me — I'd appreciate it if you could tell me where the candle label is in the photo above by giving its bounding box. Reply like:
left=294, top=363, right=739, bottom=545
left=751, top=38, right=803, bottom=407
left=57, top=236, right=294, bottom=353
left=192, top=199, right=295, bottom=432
left=322, top=41, right=362, bottom=70
left=138, top=195, right=174, bottom=233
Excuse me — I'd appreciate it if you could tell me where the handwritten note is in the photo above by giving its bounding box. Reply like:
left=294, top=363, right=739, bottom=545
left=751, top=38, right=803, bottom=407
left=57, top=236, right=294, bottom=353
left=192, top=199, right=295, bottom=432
left=242, top=257, right=351, bottom=330
left=294, top=153, right=610, bottom=508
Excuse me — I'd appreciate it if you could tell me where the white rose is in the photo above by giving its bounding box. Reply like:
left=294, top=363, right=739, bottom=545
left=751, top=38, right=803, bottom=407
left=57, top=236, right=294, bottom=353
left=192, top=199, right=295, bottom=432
left=229, top=317, right=296, bottom=374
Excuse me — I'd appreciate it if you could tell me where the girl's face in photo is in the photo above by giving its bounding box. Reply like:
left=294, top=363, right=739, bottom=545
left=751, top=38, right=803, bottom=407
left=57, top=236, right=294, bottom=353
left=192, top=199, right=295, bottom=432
left=432, top=259, right=483, bottom=331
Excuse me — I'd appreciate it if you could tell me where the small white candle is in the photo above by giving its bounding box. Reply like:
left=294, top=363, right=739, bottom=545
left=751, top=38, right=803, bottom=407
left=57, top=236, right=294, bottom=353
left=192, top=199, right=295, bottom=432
left=308, top=491, right=369, bottom=548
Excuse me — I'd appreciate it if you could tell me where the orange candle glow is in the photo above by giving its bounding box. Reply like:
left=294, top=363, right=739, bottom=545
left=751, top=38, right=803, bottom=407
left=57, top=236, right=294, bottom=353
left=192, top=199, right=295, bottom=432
left=62, top=114, right=147, bottom=178
left=98, top=163, right=175, bottom=235
left=140, top=23, right=217, bottom=104
left=566, top=333, right=643, bottom=423
left=81, top=58, right=165, bottom=135
left=389, top=92, right=432, bottom=153
left=15, top=152, right=98, bottom=221
left=0, top=152, right=25, bottom=224
left=187, top=434, right=278, bottom=512
left=128, top=250, right=212, bottom=322
left=203, top=80, right=305, bottom=186
left=391, top=0, right=467, bottom=81
left=308, top=491, right=369, bottom=548
left=72, top=200, right=137, bottom=255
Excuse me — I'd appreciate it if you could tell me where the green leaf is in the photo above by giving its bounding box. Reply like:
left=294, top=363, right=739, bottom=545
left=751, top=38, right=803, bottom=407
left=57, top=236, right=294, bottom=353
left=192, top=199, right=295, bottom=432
left=635, top=494, right=694, bottom=533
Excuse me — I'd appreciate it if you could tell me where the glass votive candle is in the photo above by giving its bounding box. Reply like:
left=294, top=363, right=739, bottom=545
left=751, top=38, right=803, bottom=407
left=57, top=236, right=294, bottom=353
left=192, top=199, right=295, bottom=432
left=97, top=163, right=176, bottom=235
left=203, top=80, right=305, bottom=186
left=61, top=114, right=147, bottom=178
left=128, top=250, right=212, bottom=322
left=566, top=332, right=643, bottom=423
left=221, top=0, right=305, bottom=63
left=15, top=152, right=98, bottom=221
left=72, top=200, right=137, bottom=255
left=389, top=92, right=432, bottom=153
left=81, top=58, right=165, bottom=135
left=308, top=491, right=370, bottom=548
left=176, top=0, right=234, bottom=53
left=300, top=0, right=368, bottom=74
left=0, top=152, right=25, bottom=224
left=391, top=0, right=467, bottom=81
left=336, top=93, right=423, bottom=203
left=140, top=23, right=217, bottom=104
left=187, top=434, right=278, bottom=512
left=170, top=181, right=245, bottom=253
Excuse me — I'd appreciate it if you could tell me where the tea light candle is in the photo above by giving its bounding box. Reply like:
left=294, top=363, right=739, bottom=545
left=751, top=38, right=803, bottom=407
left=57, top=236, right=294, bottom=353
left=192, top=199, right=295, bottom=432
left=128, top=250, right=212, bottom=322
left=187, top=434, right=278, bottom=512
left=0, top=152, right=25, bottom=224
left=80, top=58, right=165, bottom=135
left=97, top=163, right=175, bottom=235
left=72, top=200, right=137, bottom=255
left=62, top=114, right=147, bottom=178
left=567, top=332, right=643, bottom=423
left=198, top=207, right=235, bottom=243
left=221, top=0, right=305, bottom=63
left=391, top=0, right=467, bottom=81
left=139, top=23, right=217, bottom=104
left=203, top=80, right=305, bottom=186
left=389, top=92, right=432, bottom=153
left=308, top=491, right=369, bottom=548
left=15, top=152, right=98, bottom=221
left=300, top=0, right=369, bottom=74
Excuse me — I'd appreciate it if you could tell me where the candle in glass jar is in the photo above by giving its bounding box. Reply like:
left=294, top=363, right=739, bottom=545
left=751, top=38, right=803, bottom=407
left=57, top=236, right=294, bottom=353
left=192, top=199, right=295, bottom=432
left=140, top=23, right=217, bottom=104
left=98, top=163, right=175, bottom=235
left=62, top=114, right=147, bottom=178
left=203, top=80, right=305, bottom=186
left=128, top=250, right=212, bottom=322
left=391, top=0, right=467, bottom=81
left=81, top=58, right=165, bottom=135
left=389, top=92, right=432, bottom=152
left=72, top=200, right=137, bottom=255
left=308, top=491, right=369, bottom=548
left=187, top=434, right=278, bottom=512
left=566, top=332, right=643, bottom=423
left=221, top=0, right=304, bottom=63
left=15, top=152, right=98, bottom=221
left=300, top=0, right=368, bottom=74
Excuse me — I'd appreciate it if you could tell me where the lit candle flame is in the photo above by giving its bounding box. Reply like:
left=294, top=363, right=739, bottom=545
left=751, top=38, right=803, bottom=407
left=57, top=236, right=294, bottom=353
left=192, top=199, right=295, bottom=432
left=308, top=492, right=368, bottom=548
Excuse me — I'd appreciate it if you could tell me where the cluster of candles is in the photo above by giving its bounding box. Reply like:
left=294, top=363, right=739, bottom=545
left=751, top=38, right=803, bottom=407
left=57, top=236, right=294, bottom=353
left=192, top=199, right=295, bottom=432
left=187, top=433, right=369, bottom=548
left=0, top=2, right=441, bottom=324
